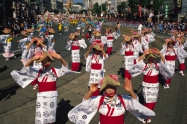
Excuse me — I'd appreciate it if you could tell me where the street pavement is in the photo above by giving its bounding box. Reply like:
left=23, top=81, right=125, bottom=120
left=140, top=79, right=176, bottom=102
left=0, top=24, right=186, bottom=124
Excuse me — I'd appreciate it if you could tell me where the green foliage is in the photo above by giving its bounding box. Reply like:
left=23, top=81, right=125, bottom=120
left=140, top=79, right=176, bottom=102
left=117, top=2, right=127, bottom=14
left=92, top=2, right=107, bottom=15
left=152, top=0, right=164, bottom=9
left=140, top=0, right=149, bottom=7
left=128, top=0, right=140, bottom=13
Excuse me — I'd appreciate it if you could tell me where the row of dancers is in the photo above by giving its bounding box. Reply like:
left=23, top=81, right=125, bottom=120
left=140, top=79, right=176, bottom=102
left=1, top=15, right=186, bottom=124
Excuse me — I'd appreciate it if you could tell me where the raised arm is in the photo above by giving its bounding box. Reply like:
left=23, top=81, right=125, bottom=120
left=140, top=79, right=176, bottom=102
left=84, top=83, right=99, bottom=100
left=124, top=78, right=137, bottom=99
left=137, top=50, right=150, bottom=62
left=85, top=45, right=93, bottom=58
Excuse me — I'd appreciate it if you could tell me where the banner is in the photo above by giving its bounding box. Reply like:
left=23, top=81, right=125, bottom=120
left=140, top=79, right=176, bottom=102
left=138, top=5, right=142, bottom=18
left=164, top=4, right=168, bottom=19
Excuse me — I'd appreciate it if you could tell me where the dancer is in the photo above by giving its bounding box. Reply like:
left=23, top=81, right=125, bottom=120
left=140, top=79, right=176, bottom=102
left=105, top=28, right=115, bottom=55
left=120, top=36, right=141, bottom=79
left=11, top=51, right=75, bottom=124
left=128, top=48, right=171, bottom=123
left=161, top=38, right=187, bottom=89
left=85, top=42, right=108, bottom=96
left=66, top=33, right=87, bottom=71
left=58, top=21, right=62, bottom=35
left=68, top=75, right=155, bottom=124
left=1, top=28, right=16, bottom=61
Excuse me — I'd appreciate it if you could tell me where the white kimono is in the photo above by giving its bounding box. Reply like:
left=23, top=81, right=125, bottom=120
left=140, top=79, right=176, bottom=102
left=11, top=65, right=75, bottom=124
left=132, top=39, right=144, bottom=59
left=106, top=33, right=114, bottom=47
left=68, top=95, right=155, bottom=124
left=120, top=43, right=137, bottom=70
left=161, top=46, right=187, bottom=77
left=0, top=34, right=10, bottom=44
left=141, top=35, right=149, bottom=51
left=85, top=53, right=108, bottom=88
left=128, top=60, right=172, bottom=103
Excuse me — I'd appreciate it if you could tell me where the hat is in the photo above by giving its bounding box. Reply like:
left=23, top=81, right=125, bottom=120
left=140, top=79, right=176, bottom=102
left=124, top=35, right=132, bottom=42
left=145, top=49, right=159, bottom=61
left=106, top=28, right=111, bottom=33
left=100, top=75, right=121, bottom=91
left=165, top=38, right=175, bottom=44
left=92, top=42, right=104, bottom=51
left=27, top=28, right=34, bottom=33
left=36, top=51, right=54, bottom=63
left=21, top=30, right=29, bottom=36
left=95, top=32, right=101, bottom=37
left=69, top=33, right=75, bottom=39
left=132, top=31, right=140, bottom=38
left=48, top=28, right=55, bottom=34
left=2, top=28, right=11, bottom=34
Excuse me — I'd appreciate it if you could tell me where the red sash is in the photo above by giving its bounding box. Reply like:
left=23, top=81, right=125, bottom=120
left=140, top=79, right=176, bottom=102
left=98, top=95, right=125, bottom=124
left=31, top=68, right=57, bottom=92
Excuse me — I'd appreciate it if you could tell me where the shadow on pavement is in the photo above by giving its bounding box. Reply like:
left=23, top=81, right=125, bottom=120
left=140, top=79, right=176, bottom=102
left=0, top=65, right=8, bottom=73
left=118, top=67, right=125, bottom=79
left=158, top=74, right=165, bottom=86
left=15, top=53, right=22, bottom=58
left=55, top=99, right=74, bottom=124
left=0, top=85, right=20, bottom=101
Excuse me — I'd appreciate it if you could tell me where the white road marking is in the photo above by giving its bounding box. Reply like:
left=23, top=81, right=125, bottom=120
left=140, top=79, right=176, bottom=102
left=0, top=49, right=22, bottom=55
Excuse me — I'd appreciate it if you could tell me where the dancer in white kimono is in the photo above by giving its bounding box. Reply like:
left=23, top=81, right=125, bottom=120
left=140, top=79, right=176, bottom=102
left=1, top=28, right=16, bottom=61
left=141, top=29, right=150, bottom=51
left=68, top=75, right=155, bottom=124
left=17, top=30, right=31, bottom=66
left=66, top=32, right=87, bottom=71
left=131, top=31, right=144, bottom=60
left=128, top=48, right=172, bottom=123
left=85, top=42, right=108, bottom=96
left=161, top=38, right=187, bottom=89
left=120, top=35, right=142, bottom=80
left=177, top=37, right=187, bottom=76
left=45, top=28, right=55, bottom=50
left=105, top=28, right=114, bottom=55
left=11, top=51, right=75, bottom=124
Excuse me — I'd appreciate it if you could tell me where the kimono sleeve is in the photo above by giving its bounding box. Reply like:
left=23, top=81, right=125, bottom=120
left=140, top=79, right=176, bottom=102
left=78, top=39, right=87, bottom=49
left=128, top=60, right=145, bottom=77
left=122, top=95, right=155, bottom=122
left=21, top=48, right=29, bottom=59
left=10, top=66, right=39, bottom=88
left=54, top=64, right=72, bottom=78
left=85, top=54, right=92, bottom=72
left=175, top=46, right=187, bottom=60
left=65, top=40, right=72, bottom=50
left=120, top=43, right=126, bottom=55
left=101, top=36, right=107, bottom=44
left=68, top=96, right=101, bottom=124
left=183, top=39, right=187, bottom=48
left=157, top=61, right=172, bottom=79
left=160, top=46, right=167, bottom=56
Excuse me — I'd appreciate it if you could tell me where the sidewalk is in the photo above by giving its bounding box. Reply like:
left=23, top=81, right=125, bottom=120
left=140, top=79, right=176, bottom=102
left=0, top=25, right=170, bottom=124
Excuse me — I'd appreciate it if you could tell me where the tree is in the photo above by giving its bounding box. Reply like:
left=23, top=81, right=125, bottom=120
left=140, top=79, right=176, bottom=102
left=152, top=0, right=164, bottom=10
left=140, top=0, right=149, bottom=8
left=128, top=0, right=140, bottom=13
left=117, top=2, right=127, bottom=15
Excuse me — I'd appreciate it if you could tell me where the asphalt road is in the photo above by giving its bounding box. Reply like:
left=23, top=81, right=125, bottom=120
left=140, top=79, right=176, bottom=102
left=0, top=24, right=187, bottom=124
